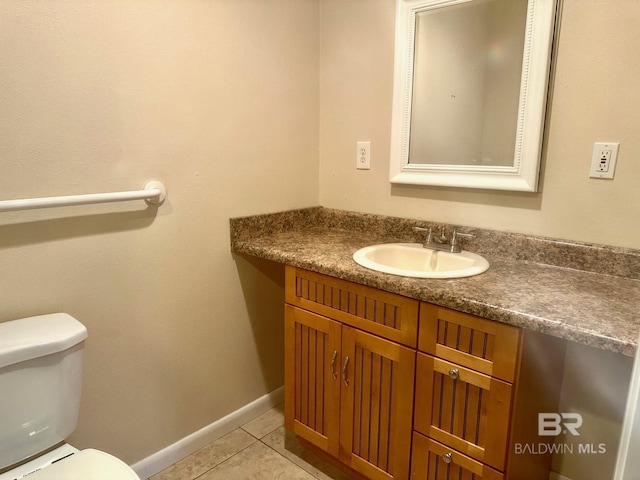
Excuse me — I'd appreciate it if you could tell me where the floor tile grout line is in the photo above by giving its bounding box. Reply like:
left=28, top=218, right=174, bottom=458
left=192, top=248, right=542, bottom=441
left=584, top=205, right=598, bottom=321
left=256, top=425, right=343, bottom=480
left=191, top=433, right=319, bottom=480
left=191, top=437, right=260, bottom=480
left=152, top=406, right=287, bottom=480
left=257, top=438, right=323, bottom=480
left=240, top=425, right=270, bottom=440
left=239, top=407, right=285, bottom=439
left=242, top=419, right=324, bottom=480
left=153, top=430, right=260, bottom=480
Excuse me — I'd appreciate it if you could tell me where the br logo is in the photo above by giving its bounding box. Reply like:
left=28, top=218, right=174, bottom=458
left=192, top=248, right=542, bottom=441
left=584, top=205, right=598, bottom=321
left=538, top=413, right=583, bottom=436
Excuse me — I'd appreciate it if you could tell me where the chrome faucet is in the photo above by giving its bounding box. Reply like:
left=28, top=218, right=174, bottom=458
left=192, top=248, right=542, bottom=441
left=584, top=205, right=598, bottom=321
left=413, top=226, right=474, bottom=253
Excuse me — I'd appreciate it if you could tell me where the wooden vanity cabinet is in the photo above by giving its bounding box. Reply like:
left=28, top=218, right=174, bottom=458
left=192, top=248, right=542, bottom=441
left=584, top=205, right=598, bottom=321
left=413, top=306, right=519, bottom=474
left=411, top=433, right=504, bottom=480
left=284, top=267, right=417, bottom=480
left=413, top=305, right=566, bottom=480
left=284, top=266, right=565, bottom=480
left=414, top=353, right=513, bottom=471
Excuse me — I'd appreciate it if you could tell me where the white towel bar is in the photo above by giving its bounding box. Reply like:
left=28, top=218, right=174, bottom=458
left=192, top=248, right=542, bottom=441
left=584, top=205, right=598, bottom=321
left=0, top=181, right=166, bottom=213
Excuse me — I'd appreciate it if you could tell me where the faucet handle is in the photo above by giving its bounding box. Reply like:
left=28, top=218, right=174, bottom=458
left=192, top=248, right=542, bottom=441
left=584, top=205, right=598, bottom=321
left=413, top=226, right=432, bottom=243
left=450, top=230, right=474, bottom=247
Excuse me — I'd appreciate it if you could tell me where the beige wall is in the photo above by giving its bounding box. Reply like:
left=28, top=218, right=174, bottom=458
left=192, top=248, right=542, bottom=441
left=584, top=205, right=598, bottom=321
left=0, top=0, right=319, bottom=465
left=319, top=0, right=640, bottom=251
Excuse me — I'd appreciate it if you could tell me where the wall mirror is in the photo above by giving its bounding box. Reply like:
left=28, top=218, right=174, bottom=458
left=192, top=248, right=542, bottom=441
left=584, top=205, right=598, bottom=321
left=389, top=0, right=558, bottom=191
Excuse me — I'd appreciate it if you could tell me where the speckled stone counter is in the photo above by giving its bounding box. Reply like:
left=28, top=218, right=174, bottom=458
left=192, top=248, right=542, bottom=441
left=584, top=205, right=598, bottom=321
left=230, top=207, right=640, bottom=356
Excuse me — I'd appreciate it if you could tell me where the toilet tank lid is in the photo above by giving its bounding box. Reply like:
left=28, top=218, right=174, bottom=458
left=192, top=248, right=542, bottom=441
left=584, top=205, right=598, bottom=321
left=0, top=313, right=88, bottom=369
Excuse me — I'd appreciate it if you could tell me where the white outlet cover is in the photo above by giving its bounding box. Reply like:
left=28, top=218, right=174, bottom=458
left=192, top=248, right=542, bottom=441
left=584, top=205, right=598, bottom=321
left=356, top=141, right=371, bottom=170
left=590, top=142, right=619, bottom=179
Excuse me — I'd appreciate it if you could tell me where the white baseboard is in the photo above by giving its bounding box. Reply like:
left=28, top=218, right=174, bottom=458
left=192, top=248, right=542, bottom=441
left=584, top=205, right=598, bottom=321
left=549, top=472, right=573, bottom=480
left=130, top=386, right=284, bottom=479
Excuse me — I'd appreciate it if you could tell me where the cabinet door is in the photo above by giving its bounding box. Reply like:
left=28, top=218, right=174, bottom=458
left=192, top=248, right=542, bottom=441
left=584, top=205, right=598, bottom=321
left=339, top=326, right=415, bottom=480
left=411, top=432, right=504, bottom=480
left=285, top=305, right=342, bottom=457
left=414, top=353, right=512, bottom=471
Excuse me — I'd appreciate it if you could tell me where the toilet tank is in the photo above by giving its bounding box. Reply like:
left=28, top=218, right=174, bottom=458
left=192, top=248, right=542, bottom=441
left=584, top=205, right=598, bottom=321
left=0, top=313, right=88, bottom=470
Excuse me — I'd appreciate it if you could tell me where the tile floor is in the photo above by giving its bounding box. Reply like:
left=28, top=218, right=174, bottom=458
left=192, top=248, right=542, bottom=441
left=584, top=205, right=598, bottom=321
left=149, top=404, right=352, bottom=480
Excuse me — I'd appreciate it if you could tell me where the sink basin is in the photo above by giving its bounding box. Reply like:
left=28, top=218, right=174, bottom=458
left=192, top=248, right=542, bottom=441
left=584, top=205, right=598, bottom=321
left=352, top=243, right=489, bottom=279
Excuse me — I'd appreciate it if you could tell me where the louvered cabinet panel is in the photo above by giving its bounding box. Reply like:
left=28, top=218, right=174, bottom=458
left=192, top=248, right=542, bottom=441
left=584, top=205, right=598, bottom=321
left=284, top=305, right=341, bottom=457
left=411, top=433, right=504, bottom=480
left=340, top=326, right=415, bottom=480
left=286, top=266, right=419, bottom=347
left=414, top=353, right=512, bottom=471
left=419, top=304, right=520, bottom=382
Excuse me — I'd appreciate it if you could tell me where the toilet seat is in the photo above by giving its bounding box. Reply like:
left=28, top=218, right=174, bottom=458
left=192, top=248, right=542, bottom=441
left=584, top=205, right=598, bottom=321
left=18, top=449, right=140, bottom=480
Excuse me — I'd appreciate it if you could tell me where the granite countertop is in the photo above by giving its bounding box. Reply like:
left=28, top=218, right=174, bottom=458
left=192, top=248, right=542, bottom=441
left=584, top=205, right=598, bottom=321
left=230, top=207, right=640, bottom=357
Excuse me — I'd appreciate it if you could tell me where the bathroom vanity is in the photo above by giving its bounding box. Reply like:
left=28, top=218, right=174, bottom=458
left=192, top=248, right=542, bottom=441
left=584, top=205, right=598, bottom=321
left=230, top=207, right=640, bottom=480
left=284, top=265, right=565, bottom=479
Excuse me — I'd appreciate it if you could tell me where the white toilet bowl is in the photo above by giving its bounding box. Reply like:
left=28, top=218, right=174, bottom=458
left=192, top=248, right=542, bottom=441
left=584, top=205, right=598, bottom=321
left=0, top=314, right=140, bottom=480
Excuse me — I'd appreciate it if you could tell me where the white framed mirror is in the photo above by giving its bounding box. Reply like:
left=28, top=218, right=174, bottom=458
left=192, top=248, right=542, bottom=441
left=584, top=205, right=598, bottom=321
left=389, top=0, right=558, bottom=191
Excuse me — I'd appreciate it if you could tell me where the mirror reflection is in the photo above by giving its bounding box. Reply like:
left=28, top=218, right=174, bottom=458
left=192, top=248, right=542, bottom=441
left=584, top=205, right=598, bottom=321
left=409, top=0, right=528, bottom=167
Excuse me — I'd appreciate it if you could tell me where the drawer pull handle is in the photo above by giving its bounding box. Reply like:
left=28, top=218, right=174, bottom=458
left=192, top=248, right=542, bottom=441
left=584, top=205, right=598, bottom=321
left=442, top=452, right=453, bottom=464
left=342, top=356, right=350, bottom=387
left=448, top=368, right=459, bottom=380
left=330, top=350, right=338, bottom=380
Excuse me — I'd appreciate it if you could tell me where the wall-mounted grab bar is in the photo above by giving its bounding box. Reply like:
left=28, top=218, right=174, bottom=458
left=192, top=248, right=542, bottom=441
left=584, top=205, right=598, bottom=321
left=0, top=181, right=166, bottom=213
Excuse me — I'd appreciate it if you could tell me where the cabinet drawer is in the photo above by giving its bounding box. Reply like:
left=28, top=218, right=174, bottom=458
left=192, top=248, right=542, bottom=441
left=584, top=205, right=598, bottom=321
left=411, top=432, right=504, bottom=480
left=418, top=304, right=520, bottom=382
left=286, top=266, right=419, bottom=347
left=414, top=353, right=512, bottom=471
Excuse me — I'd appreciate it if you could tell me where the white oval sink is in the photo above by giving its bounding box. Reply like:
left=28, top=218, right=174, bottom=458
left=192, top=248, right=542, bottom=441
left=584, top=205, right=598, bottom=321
left=353, top=243, right=489, bottom=279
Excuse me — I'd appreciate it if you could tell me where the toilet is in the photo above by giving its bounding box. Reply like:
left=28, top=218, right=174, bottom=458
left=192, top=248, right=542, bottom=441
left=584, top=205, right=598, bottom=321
left=0, top=313, right=140, bottom=479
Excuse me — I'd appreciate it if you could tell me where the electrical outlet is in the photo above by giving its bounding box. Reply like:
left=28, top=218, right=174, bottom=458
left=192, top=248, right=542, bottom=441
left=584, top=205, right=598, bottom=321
left=590, top=142, right=619, bottom=179
left=597, top=150, right=611, bottom=171
left=356, top=141, right=371, bottom=170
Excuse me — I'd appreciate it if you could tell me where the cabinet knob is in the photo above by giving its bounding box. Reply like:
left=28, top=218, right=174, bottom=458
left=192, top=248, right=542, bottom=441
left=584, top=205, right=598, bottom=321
left=448, top=368, right=459, bottom=380
left=442, top=452, right=453, bottom=464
